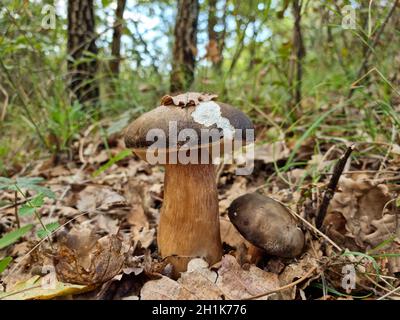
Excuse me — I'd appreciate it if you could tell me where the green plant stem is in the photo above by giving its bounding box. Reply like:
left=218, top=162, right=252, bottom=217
left=14, top=185, right=53, bottom=248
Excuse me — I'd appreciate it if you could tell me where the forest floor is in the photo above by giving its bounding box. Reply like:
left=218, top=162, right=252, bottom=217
left=0, top=114, right=400, bottom=300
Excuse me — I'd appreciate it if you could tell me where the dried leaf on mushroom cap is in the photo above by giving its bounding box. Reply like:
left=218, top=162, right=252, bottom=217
left=160, top=92, right=218, bottom=107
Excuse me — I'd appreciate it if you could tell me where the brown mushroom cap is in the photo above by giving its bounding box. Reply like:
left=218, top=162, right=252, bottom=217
left=124, top=95, right=253, bottom=151
left=228, top=193, right=304, bottom=258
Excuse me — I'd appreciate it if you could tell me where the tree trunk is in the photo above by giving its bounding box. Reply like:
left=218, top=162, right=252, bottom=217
left=206, top=0, right=222, bottom=68
left=67, top=0, right=99, bottom=105
left=289, top=0, right=305, bottom=111
left=170, top=0, right=199, bottom=93
left=110, top=0, right=127, bottom=75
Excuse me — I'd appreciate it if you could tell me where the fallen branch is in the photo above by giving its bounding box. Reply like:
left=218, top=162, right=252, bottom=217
left=316, top=144, right=355, bottom=229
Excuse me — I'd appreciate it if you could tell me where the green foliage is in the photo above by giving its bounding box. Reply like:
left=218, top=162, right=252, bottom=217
left=0, top=177, right=55, bottom=199
left=37, top=222, right=60, bottom=239
left=0, top=257, right=13, bottom=274
left=19, top=193, right=45, bottom=217
left=0, top=0, right=398, bottom=180
left=0, top=224, right=33, bottom=250
left=92, top=149, right=132, bottom=177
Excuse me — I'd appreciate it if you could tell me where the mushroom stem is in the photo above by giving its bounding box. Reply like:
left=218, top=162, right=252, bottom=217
left=158, top=163, right=222, bottom=275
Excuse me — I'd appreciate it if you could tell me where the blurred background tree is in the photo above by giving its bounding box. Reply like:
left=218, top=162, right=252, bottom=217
left=0, top=0, right=399, bottom=175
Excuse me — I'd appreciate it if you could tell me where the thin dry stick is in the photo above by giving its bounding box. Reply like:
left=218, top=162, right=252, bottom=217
left=374, top=124, right=396, bottom=180
left=348, top=0, right=399, bottom=99
left=363, top=274, right=400, bottom=297
left=272, top=198, right=343, bottom=252
left=0, top=84, right=9, bottom=121
left=316, top=144, right=355, bottom=229
left=0, top=285, right=42, bottom=300
left=14, top=191, right=20, bottom=228
left=378, top=285, right=400, bottom=300
left=243, top=266, right=318, bottom=300
left=0, top=196, right=34, bottom=211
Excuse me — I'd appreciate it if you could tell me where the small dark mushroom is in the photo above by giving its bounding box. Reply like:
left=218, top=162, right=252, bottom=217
left=228, top=193, right=304, bottom=258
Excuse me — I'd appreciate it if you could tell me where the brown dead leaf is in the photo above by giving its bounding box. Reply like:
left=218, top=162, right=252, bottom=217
left=160, top=92, right=218, bottom=107
left=324, top=174, right=398, bottom=250
left=219, top=176, right=247, bottom=214
left=140, top=255, right=281, bottom=300
left=220, top=217, right=248, bottom=249
left=76, top=185, right=127, bottom=213
left=96, top=214, right=119, bottom=234
left=278, top=252, right=319, bottom=300
left=54, top=227, right=129, bottom=285
left=140, top=276, right=199, bottom=300
left=131, top=226, right=155, bottom=249
left=252, top=141, right=290, bottom=164
left=216, top=255, right=281, bottom=300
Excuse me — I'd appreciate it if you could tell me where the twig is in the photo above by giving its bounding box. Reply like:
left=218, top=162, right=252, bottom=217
left=0, top=285, right=42, bottom=300
left=243, top=266, right=318, bottom=300
left=347, top=0, right=399, bottom=99
left=14, top=191, right=20, bottom=228
left=378, top=285, right=400, bottom=300
left=316, top=144, right=355, bottom=229
left=0, top=84, right=9, bottom=121
left=0, top=196, right=34, bottom=211
left=273, top=198, right=343, bottom=252
left=374, top=124, right=396, bottom=180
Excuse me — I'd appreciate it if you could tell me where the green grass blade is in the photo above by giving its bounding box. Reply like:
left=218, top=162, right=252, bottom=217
left=0, top=257, right=12, bottom=274
left=92, top=149, right=132, bottom=177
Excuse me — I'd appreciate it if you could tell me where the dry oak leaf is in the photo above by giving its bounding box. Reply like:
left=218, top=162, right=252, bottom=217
left=325, top=174, right=398, bottom=250
left=278, top=252, right=319, bottom=300
left=141, top=259, right=222, bottom=300
left=216, top=255, right=281, bottom=300
left=160, top=92, right=218, bottom=107
left=54, top=227, right=128, bottom=285
left=140, top=255, right=281, bottom=300
left=76, top=185, right=127, bottom=213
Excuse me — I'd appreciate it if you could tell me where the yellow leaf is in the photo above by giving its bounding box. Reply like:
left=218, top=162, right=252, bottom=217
left=0, top=275, right=93, bottom=300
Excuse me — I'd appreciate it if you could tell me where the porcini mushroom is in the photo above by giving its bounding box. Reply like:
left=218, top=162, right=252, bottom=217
left=228, top=193, right=304, bottom=258
left=124, top=92, right=253, bottom=275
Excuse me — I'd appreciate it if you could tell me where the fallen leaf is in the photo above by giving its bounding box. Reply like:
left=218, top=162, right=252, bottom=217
left=140, top=255, right=281, bottom=300
left=76, top=186, right=127, bottom=213
left=0, top=275, right=90, bottom=300
left=54, top=227, right=129, bottom=285
left=253, top=141, right=290, bottom=164
left=160, top=92, right=218, bottom=107
left=325, top=174, right=398, bottom=250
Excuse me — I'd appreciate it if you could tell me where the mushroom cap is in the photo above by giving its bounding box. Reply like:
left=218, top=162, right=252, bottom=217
left=124, top=92, right=253, bottom=151
left=228, top=193, right=304, bottom=258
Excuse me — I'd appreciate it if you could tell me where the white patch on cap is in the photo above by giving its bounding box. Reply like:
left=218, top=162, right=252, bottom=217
left=191, top=101, right=221, bottom=127
left=191, top=101, right=235, bottom=139
left=216, top=117, right=235, bottom=140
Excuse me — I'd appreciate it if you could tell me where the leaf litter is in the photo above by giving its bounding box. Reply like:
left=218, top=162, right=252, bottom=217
left=0, top=123, right=399, bottom=300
